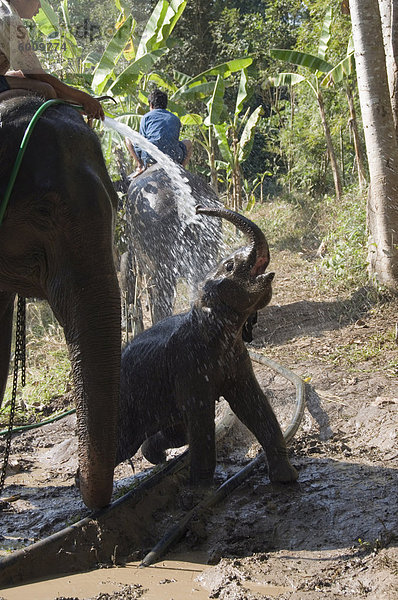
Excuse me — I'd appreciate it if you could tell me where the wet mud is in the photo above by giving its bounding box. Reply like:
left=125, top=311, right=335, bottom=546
left=1, top=252, right=398, bottom=599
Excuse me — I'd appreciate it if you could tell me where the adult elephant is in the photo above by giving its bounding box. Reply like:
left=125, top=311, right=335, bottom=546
left=121, top=163, right=223, bottom=331
left=0, top=95, right=121, bottom=510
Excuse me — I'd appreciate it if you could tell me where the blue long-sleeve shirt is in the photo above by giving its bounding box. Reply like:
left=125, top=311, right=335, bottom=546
left=134, top=108, right=185, bottom=165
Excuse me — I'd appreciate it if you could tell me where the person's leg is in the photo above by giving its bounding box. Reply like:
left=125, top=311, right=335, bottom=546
left=180, top=139, right=192, bottom=167
left=5, top=75, right=57, bottom=99
left=125, top=137, right=146, bottom=177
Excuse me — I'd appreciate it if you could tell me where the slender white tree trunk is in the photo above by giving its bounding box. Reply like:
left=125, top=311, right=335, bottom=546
left=345, top=84, right=367, bottom=189
left=317, top=92, right=343, bottom=200
left=350, top=0, right=398, bottom=291
left=379, top=0, right=398, bottom=138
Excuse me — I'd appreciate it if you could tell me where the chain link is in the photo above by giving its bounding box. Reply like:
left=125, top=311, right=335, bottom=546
left=0, top=296, right=26, bottom=496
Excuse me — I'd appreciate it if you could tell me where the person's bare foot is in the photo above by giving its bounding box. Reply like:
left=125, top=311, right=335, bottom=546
left=132, top=165, right=146, bottom=178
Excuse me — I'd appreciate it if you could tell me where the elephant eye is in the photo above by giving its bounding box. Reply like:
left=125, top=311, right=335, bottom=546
left=224, top=260, right=234, bottom=272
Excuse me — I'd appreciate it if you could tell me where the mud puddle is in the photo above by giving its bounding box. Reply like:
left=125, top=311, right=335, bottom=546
left=1, top=296, right=398, bottom=599
left=0, top=552, right=292, bottom=600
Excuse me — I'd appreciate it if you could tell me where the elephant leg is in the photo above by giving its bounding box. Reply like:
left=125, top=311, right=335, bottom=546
left=47, top=261, right=121, bottom=510
left=141, top=423, right=187, bottom=464
left=177, top=383, right=217, bottom=488
left=0, top=292, right=15, bottom=406
left=149, top=272, right=177, bottom=324
left=223, top=369, right=298, bottom=483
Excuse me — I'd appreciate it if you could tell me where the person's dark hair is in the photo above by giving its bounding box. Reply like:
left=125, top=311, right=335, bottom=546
left=148, top=88, right=168, bottom=109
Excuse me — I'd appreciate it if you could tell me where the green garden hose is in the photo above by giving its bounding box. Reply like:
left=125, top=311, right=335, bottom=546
left=0, top=98, right=82, bottom=225
left=0, top=407, right=76, bottom=436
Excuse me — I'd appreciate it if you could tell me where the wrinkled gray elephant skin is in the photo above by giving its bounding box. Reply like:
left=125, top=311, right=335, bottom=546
left=122, top=164, right=223, bottom=329
left=0, top=96, right=121, bottom=510
left=117, top=206, right=298, bottom=487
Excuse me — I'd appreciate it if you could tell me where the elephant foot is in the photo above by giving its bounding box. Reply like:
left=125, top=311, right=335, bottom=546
left=179, top=485, right=214, bottom=511
left=266, top=447, right=298, bottom=483
left=141, top=435, right=167, bottom=465
left=189, top=469, right=214, bottom=490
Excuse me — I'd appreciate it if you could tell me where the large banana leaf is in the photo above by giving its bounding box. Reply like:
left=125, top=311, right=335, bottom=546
left=238, top=105, right=263, bottom=162
left=172, top=70, right=192, bottom=86
left=271, top=49, right=333, bottom=74
left=136, top=1, right=168, bottom=59
left=214, top=123, right=232, bottom=165
left=204, top=75, right=226, bottom=127
left=321, top=51, right=355, bottom=86
left=92, top=15, right=134, bottom=94
left=235, top=69, right=249, bottom=116
left=172, top=57, right=253, bottom=101
left=180, top=113, right=203, bottom=125
left=200, top=57, right=253, bottom=79
left=156, top=0, right=187, bottom=47
left=135, top=0, right=186, bottom=60
left=60, top=0, right=80, bottom=60
left=173, top=81, right=218, bottom=102
left=33, top=0, right=59, bottom=36
left=147, top=70, right=178, bottom=93
left=271, top=72, right=307, bottom=87
left=109, top=48, right=167, bottom=95
left=318, top=7, right=332, bottom=60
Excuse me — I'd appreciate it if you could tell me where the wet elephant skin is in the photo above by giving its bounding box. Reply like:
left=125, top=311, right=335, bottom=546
left=121, top=164, right=223, bottom=330
left=116, top=207, right=298, bottom=487
left=0, top=95, right=121, bottom=510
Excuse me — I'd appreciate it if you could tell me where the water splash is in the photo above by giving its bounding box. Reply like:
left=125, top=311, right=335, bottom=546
left=104, top=116, right=228, bottom=329
left=103, top=117, right=198, bottom=224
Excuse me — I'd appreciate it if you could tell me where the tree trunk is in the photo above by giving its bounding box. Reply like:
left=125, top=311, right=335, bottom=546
left=345, top=84, right=368, bottom=189
left=379, top=0, right=398, bottom=139
left=317, top=91, right=343, bottom=200
left=350, top=0, right=398, bottom=290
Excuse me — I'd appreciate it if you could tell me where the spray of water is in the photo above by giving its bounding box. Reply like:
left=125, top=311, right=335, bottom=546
left=103, top=116, right=229, bottom=329
left=103, top=117, right=198, bottom=224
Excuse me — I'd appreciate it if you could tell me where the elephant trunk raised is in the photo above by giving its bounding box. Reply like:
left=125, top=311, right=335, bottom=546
left=196, top=204, right=270, bottom=277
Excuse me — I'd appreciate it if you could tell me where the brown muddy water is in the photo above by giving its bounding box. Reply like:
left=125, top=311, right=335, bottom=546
left=0, top=552, right=291, bottom=600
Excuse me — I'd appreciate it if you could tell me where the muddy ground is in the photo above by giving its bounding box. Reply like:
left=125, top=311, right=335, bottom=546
left=0, top=249, right=397, bottom=599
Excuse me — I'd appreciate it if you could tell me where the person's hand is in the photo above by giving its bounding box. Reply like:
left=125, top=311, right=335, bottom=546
left=5, top=70, right=24, bottom=77
left=79, top=92, right=105, bottom=121
left=132, top=164, right=146, bottom=178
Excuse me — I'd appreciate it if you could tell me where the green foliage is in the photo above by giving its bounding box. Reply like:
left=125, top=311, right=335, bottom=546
left=269, top=2, right=361, bottom=198
left=1, top=302, right=72, bottom=427
left=318, top=189, right=368, bottom=288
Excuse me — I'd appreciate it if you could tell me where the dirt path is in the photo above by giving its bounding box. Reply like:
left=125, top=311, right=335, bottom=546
left=0, top=250, right=397, bottom=599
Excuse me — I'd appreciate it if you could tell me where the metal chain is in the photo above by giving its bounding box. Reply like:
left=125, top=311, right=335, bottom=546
left=0, top=296, right=26, bottom=496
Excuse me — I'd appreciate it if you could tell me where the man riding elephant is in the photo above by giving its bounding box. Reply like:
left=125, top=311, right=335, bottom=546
left=125, top=88, right=192, bottom=177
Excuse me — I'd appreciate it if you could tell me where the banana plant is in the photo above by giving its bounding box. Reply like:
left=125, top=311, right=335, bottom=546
left=271, top=7, right=344, bottom=199
left=33, top=0, right=81, bottom=76
left=33, top=0, right=186, bottom=98
left=107, top=0, right=187, bottom=96
left=195, top=68, right=263, bottom=209
left=321, top=37, right=367, bottom=189
left=111, top=56, right=254, bottom=186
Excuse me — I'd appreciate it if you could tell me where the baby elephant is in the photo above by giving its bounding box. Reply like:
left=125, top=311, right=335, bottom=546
left=116, top=205, right=298, bottom=487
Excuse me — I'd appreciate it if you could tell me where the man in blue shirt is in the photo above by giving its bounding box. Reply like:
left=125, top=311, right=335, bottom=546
left=125, top=88, right=192, bottom=177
